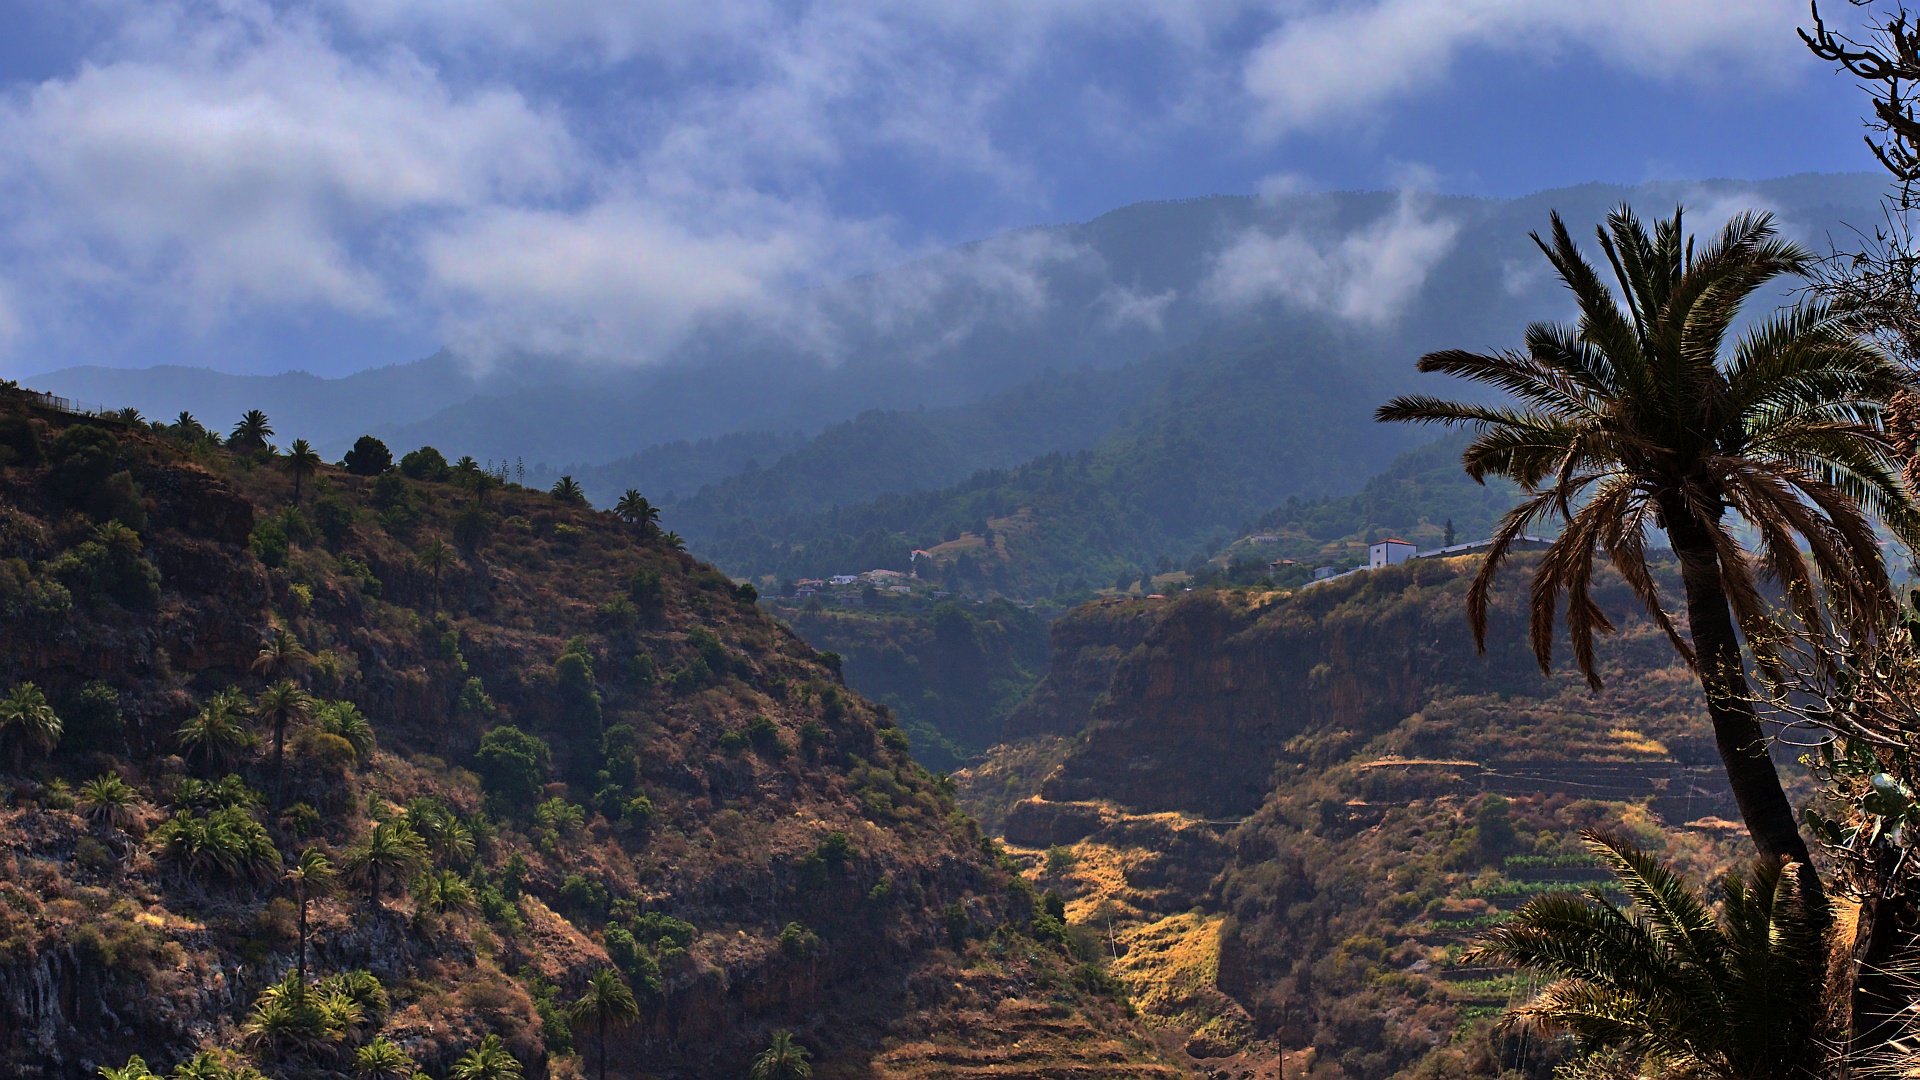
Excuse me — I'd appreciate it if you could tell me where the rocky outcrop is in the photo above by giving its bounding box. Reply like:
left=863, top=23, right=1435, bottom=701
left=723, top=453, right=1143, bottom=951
left=1025, top=559, right=1725, bottom=819
left=1003, top=598, right=1162, bottom=739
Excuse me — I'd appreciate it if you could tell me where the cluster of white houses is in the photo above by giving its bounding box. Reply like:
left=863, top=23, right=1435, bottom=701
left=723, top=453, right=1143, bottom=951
left=1304, top=534, right=1551, bottom=587
left=791, top=568, right=920, bottom=600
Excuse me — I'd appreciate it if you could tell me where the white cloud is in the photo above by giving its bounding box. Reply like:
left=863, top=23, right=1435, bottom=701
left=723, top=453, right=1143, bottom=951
left=1098, top=284, right=1179, bottom=332
left=0, top=0, right=1845, bottom=372
left=0, top=6, right=571, bottom=327
left=423, top=195, right=867, bottom=363
left=803, top=228, right=1096, bottom=363
left=1242, top=0, right=1807, bottom=137
left=1205, top=191, right=1460, bottom=324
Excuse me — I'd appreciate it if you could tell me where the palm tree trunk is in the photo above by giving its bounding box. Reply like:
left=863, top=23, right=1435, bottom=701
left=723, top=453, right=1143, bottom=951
left=272, top=721, right=286, bottom=811
left=600, top=1016, right=608, bottom=1080
left=1662, top=506, right=1812, bottom=868
left=298, top=888, right=308, bottom=983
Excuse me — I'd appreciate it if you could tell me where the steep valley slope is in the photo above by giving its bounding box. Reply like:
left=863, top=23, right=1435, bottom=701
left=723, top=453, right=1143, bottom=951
left=959, top=557, right=1754, bottom=1080
left=0, top=389, right=1185, bottom=1080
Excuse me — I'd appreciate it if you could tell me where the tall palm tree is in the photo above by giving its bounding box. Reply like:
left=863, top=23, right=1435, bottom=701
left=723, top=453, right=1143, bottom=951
left=284, top=439, right=323, bottom=506
left=255, top=680, right=313, bottom=809
left=0, top=682, right=62, bottom=773
left=342, top=818, right=430, bottom=909
left=1467, top=831, right=1837, bottom=1080
left=418, top=538, right=454, bottom=609
left=230, top=410, right=273, bottom=452
left=253, top=628, right=312, bottom=682
left=551, top=476, right=586, bottom=505
left=1378, top=205, right=1920, bottom=868
left=750, top=1030, right=812, bottom=1080
left=449, top=1034, right=522, bottom=1080
left=615, top=490, right=661, bottom=534
left=177, top=690, right=257, bottom=774
left=568, top=968, right=640, bottom=1080
left=287, top=847, right=334, bottom=983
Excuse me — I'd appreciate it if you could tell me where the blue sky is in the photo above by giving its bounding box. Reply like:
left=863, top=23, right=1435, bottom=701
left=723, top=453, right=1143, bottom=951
left=0, top=0, right=1888, bottom=379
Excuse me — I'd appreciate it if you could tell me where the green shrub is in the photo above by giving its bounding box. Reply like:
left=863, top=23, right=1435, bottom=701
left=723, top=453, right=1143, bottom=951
left=47, top=427, right=145, bottom=528
left=778, top=921, right=822, bottom=958
left=747, top=715, right=785, bottom=756
left=0, top=415, right=41, bottom=467
left=48, top=522, right=160, bottom=608
left=628, top=568, right=665, bottom=615
left=61, top=681, right=122, bottom=750
left=309, top=494, right=354, bottom=546
left=557, top=873, right=609, bottom=917
left=343, top=436, right=393, bottom=476
left=0, top=558, right=70, bottom=620
left=250, top=519, right=289, bottom=568
left=474, top=725, right=550, bottom=812
left=398, top=446, right=450, bottom=482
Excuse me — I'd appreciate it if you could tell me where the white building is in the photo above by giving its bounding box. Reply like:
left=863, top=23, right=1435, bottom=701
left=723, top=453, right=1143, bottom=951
left=1368, top=539, right=1416, bottom=569
left=830, top=575, right=858, bottom=586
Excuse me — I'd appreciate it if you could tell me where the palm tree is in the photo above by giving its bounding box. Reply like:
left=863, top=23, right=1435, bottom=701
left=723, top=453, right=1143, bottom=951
left=285, top=438, right=322, bottom=506
left=255, top=680, right=313, bottom=809
left=77, top=773, right=141, bottom=833
left=750, top=1029, right=812, bottom=1080
left=253, top=628, right=313, bottom=682
left=662, top=531, right=687, bottom=553
left=113, top=407, right=144, bottom=425
left=177, top=690, right=257, bottom=774
left=315, top=700, right=376, bottom=762
left=1377, top=206, right=1920, bottom=869
left=0, top=683, right=61, bottom=773
left=413, top=868, right=479, bottom=932
left=230, top=410, right=273, bottom=452
left=418, top=538, right=454, bottom=609
left=287, top=847, right=334, bottom=983
left=452, top=506, right=493, bottom=554
left=352, top=1037, right=417, bottom=1080
left=1467, top=831, right=1836, bottom=1080
left=568, top=968, right=640, bottom=1080
left=551, top=475, right=585, bottom=505
left=98, top=1054, right=157, bottom=1079
left=615, top=490, right=661, bottom=534
left=342, top=818, right=430, bottom=909
left=449, top=1034, right=522, bottom=1080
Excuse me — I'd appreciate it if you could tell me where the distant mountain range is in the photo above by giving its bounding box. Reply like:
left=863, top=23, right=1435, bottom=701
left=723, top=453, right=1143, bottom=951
left=35, top=173, right=1885, bottom=466
left=30, top=173, right=1892, bottom=593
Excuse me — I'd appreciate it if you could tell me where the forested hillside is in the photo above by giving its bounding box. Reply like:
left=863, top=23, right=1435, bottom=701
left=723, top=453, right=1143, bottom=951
left=682, top=319, right=1414, bottom=597
left=0, top=387, right=1182, bottom=1080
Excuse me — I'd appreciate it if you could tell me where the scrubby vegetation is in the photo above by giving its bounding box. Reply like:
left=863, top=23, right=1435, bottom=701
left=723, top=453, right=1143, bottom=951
left=0, top=389, right=1174, bottom=1079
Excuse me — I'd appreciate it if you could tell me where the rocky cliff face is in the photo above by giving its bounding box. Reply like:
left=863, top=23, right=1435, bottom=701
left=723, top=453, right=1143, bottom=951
left=1001, top=598, right=1161, bottom=740
left=968, top=557, right=1750, bottom=1080
left=1022, top=559, right=1728, bottom=820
